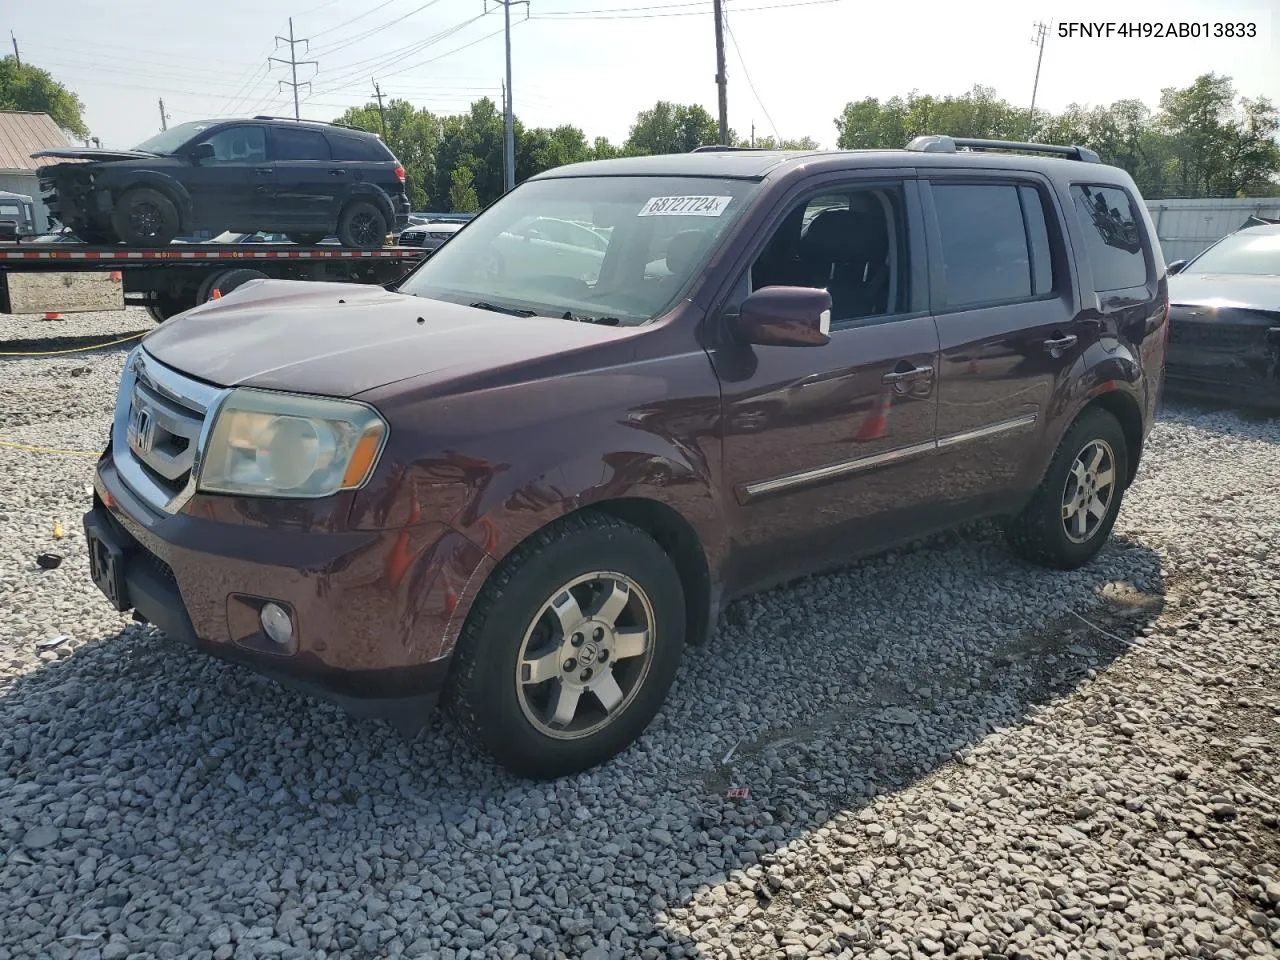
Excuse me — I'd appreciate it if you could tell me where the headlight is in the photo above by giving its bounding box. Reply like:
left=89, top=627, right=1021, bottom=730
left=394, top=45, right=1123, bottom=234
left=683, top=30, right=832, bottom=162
left=197, top=389, right=387, bottom=498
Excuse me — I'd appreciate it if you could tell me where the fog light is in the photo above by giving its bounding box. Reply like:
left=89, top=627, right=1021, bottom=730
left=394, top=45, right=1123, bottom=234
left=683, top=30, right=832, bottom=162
left=260, top=602, right=293, bottom=646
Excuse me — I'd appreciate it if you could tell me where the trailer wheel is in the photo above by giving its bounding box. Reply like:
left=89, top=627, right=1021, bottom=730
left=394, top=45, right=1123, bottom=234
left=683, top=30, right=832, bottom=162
left=198, top=268, right=269, bottom=304
left=146, top=295, right=190, bottom=323
left=112, top=188, right=180, bottom=247
left=337, top=201, right=388, bottom=249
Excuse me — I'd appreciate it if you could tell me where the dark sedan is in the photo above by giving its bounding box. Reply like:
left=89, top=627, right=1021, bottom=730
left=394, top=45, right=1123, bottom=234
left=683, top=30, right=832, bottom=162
left=1165, top=223, right=1280, bottom=409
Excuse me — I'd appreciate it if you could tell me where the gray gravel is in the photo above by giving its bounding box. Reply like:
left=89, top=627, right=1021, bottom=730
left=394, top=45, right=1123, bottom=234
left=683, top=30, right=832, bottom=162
left=2, top=309, right=1279, bottom=960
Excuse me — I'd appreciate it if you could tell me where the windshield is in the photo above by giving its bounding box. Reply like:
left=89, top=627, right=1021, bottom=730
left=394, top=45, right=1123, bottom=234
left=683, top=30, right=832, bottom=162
left=398, top=175, right=757, bottom=324
left=1187, top=229, right=1280, bottom=276
left=133, top=120, right=218, bottom=155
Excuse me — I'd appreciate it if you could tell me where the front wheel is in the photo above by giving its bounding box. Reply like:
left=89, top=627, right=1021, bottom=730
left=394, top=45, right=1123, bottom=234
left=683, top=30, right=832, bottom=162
left=445, top=513, right=686, bottom=779
left=112, top=188, right=179, bottom=246
left=1006, top=407, right=1129, bottom=569
left=336, top=202, right=388, bottom=249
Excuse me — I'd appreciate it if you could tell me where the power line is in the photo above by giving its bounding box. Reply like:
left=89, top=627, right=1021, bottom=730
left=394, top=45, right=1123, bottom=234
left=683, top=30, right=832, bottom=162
left=724, top=16, right=778, bottom=142
left=304, top=14, right=487, bottom=95
left=308, top=0, right=401, bottom=40
left=270, top=17, right=318, bottom=120
left=533, top=0, right=846, bottom=19
left=309, top=0, right=450, bottom=58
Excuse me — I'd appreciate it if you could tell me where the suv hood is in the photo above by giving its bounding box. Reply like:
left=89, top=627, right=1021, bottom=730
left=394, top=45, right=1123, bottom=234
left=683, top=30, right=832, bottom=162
left=32, top=148, right=158, bottom=162
left=1169, top=273, right=1280, bottom=313
left=141, top=280, right=629, bottom=397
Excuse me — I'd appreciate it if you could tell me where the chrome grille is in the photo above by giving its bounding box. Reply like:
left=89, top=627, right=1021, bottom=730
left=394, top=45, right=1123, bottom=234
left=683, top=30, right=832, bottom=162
left=112, top=349, right=229, bottom=514
left=399, top=230, right=424, bottom=245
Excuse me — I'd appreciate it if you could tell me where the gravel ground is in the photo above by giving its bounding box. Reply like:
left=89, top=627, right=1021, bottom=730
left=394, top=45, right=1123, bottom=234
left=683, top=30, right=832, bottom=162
left=2, top=310, right=1278, bottom=960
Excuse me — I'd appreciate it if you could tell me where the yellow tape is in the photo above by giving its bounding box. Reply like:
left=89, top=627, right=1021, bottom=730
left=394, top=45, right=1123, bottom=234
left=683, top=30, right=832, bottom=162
left=0, top=439, right=100, bottom=457
left=0, top=331, right=146, bottom=357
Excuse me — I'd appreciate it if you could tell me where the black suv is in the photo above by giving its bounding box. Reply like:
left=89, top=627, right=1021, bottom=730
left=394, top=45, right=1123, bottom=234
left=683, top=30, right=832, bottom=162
left=33, top=117, right=410, bottom=249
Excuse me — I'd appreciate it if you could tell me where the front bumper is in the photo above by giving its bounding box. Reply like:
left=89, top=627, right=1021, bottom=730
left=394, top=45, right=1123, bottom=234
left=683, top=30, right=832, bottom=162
left=86, top=456, right=492, bottom=734
left=1164, top=324, right=1280, bottom=411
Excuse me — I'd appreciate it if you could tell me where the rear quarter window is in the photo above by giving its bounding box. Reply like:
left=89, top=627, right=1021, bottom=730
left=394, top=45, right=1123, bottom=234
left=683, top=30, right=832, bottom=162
left=1070, top=184, right=1148, bottom=291
left=327, top=134, right=394, bottom=162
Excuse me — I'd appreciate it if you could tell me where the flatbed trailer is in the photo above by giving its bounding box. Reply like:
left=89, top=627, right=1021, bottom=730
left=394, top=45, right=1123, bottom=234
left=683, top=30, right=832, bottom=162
left=0, top=242, right=429, bottom=322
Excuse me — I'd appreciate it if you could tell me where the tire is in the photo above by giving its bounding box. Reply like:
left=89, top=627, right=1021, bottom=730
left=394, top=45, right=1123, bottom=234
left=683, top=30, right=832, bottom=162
left=111, top=188, right=180, bottom=246
left=445, top=512, right=686, bottom=779
left=286, top=232, right=326, bottom=246
left=1006, top=407, right=1129, bottom=570
left=197, top=268, right=269, bottom=304
left=336, top=201, right=388, bottom=249
left=145, top=295, right=190, bottom=323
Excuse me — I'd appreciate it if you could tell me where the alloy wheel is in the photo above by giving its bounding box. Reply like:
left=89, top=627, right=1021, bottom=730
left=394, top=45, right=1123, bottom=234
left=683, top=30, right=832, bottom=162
left=515, top=571, right=656, bottom=740
left=1061, top=438, right=1116, bottom=543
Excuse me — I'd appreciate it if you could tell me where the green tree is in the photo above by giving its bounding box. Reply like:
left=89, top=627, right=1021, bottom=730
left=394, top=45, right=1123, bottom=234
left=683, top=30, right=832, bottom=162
left=0, top=57, right=88, bottom=138
left=515, top=123, right=593, bottom=182
left=430, top=98, right=507, bottom=210
left=624, top=101, right=723, bottom=155
left=591, top=136, right=620, bottom=160
left=750, top=134, right=819, bottom=150
left=333, top=99, right=441, bottom=208
left=449, top=164, right=480, bottom=212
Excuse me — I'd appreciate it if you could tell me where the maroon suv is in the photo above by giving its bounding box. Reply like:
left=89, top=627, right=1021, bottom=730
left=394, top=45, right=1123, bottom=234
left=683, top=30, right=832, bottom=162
left=85, top=136, right=1169, bottom=779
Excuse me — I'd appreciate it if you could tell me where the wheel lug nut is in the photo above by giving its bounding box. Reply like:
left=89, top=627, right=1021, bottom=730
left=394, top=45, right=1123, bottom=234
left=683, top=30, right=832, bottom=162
left=571, top=633, right=584, bottom=647
left=598, top=649, right=609, bottom=663
left=593, top=627, right=604, bottom=641
left=564, top=658, right=577, bottom=672
left=580, top=668, right=593, bottom=682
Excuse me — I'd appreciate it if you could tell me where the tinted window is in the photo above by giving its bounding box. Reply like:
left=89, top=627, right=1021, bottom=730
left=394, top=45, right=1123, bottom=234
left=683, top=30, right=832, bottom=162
left=201, top=126, right=266, bottom=163
left=750, top=186, right=906, bottom=323
left=1070, top=184, right=1147, bottom=291
left=932, top=184, right=1035, bottom=309
left=1019, top=185, right=1055, bottom=296
left=328, top=134, right=391, bottom=162
left=274, top=127, right=330, bottom=161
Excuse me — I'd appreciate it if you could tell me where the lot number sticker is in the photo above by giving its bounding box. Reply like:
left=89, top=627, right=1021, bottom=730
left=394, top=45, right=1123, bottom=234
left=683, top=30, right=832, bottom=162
left=638, top=195, right=732, bottom=217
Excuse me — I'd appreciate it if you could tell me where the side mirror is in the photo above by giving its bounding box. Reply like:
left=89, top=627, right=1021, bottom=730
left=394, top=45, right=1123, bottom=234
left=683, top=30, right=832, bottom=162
left=735, top=286, right=832, bottom=347
left=1167, top=259, right=1188, bottom=275
left=191, top=142, right=216, bottom=163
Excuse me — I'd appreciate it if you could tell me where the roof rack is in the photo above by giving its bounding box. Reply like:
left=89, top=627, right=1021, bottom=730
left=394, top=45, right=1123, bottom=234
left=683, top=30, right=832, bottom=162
left=252, top=116, right=368, bottom=134
left=691, top=145, right=764, bottom=153
left=906, top=135, right=1099, bottom=163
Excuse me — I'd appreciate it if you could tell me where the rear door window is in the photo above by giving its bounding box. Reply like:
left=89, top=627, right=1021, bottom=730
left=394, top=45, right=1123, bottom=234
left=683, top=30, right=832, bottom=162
left=1069, top=184, right=1148, bottom=291
left=931, top=183, right=1044, bottom=309
left=327, top=134, right=391, bottom=162
left=273, top=127, right=330, bottom=161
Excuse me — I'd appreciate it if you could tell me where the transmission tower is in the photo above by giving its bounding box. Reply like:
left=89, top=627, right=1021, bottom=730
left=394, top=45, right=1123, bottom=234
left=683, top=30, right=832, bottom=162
left=270, top=18, right=318, bottom=120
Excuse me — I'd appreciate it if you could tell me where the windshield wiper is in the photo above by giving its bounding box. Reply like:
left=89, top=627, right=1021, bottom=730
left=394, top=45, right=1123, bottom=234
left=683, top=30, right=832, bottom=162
left=469, top=300, right=537, bottom=318
left=561, top=311, right=621, bottom=326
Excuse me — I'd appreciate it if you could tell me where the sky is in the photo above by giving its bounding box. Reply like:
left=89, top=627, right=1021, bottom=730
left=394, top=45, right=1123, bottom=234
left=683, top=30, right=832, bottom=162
left=8, top=0, right=1280, bottom=150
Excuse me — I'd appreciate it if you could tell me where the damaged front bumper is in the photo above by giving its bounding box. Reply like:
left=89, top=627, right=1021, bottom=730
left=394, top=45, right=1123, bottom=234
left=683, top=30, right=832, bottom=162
left=1164, top=315, right=1280, bottom=411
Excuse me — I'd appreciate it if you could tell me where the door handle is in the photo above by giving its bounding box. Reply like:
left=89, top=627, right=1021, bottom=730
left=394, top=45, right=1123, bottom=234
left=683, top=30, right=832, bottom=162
left=255, top=168, right=272, bottom=176
left=329, top=169, right=347, bottom=176
left=1042, top=334, right=1078, bottom=353
left=882, top=364, right=934, bottom=384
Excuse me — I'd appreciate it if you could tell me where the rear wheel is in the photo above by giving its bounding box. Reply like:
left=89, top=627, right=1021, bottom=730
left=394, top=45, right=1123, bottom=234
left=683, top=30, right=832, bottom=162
left=286, top=232, right=326, bottom=246
left=145, top=295, right=190, bottom=323
left=112, top=188, right=180, bottom=246
left=1006, top=407, right=1129, bottom=569
left=445, top=513, right=686, bottom=779
left=336, top=201, right=388, bottom=249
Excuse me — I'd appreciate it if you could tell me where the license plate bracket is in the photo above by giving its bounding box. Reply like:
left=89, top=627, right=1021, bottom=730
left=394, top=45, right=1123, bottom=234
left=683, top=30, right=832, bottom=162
left=84, top=512, right=130, bottom=611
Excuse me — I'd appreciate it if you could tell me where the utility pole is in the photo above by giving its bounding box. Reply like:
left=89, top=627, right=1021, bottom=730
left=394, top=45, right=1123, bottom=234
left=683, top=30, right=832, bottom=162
left=500, top=77, right=508, bottom=189
left=1028, top=21, right=1049, bottom=139
left=750, top=121, right=755, bottom=148
left=10, top=31, right=19, bottom=65
left=373, top=81, right=388, bottom=138
left=158, top=98, right=168, bottom=132
left=270, top=17, right=317, bottom=120
left=713, top=0, right=728, bottom=145
left=487, top=0, right=528, bottom=193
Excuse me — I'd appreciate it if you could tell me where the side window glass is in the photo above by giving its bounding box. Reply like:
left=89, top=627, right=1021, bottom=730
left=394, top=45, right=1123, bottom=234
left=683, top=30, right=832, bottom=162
left=273, top=127, right=330, bottom=161
left=748, top=186, right=904, bottom=324
left=201, top=127, right=267, bottom=163
left=1019, top=185, right=1055, bottom=296
left=932, top=183, right=1032, bottom=309
left=1070, top=184, right=1147, bottom=291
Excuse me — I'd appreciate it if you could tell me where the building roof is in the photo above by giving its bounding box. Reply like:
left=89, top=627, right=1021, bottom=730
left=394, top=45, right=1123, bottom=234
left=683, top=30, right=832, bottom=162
left=0, top=112, right=71, bottom=173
